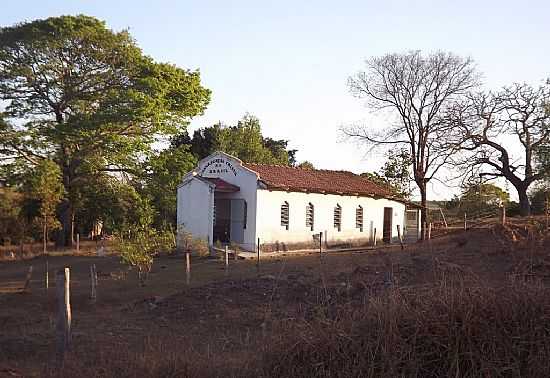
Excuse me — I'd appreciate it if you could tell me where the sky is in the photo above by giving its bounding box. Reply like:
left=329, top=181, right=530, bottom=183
left=2, top=0, right=549, bottom=200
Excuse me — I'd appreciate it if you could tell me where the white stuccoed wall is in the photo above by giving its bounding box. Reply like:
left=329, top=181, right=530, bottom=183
left=177, top=178, right=214, bottom=241
left=255, top=189, right=406, bottom=247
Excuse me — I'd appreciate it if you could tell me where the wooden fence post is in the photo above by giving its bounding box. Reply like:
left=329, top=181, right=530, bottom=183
left=546, top=197, right=549, bottom=230
left=428, top=223, right=432, bottom=240
left=256, top=238, right=260, bottom=271
left=76, top=234, right=80, bottom=254
left=56, top=268, right=71, bottom=366
left=463, top=213, right=467, bottom=230
left=185, top=249, right=191, bottom=286
left=224, top=245, right=229, bottom=276
left=90, top=264, right=97, bottom=303
left=319, top=232, right=323, bottom=257
left=24, top=265, right=33, bottom=292
left=396, top=225, right=404, bottom=250
left=45, top=257, right=49, bottom=290
left=500, top=206, right=506, bottom=225
left=373, top=228, right=377, bottom=247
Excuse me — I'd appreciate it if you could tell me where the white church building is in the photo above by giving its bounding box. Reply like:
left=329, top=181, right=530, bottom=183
left=177, top=152, right=419, bottom=252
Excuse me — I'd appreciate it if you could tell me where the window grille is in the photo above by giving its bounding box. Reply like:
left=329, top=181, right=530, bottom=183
left=334, top=204, right=342, bottom=232
left=281, top=201, right=289, bottom=230
left=305, top=203, right=314, bottom=231
left=356, top=205, right=363, bottom=232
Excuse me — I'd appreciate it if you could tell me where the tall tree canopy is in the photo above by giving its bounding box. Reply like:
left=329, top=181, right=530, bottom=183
left=360, top=148, right=413, bottom=199
left=142, top=145, right=197, bottom=228
left=173, top=114, right=297, bottom=165
left=0, top=15, right=211, bottom=245
left=448, top=83, right=550, bottom=215
left=456, top=181, right=510, bottom=216
left=344, top=51, right=479, bottom=238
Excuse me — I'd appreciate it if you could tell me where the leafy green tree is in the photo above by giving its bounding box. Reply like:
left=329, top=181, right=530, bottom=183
left=0, top=15, right=210, bottom=246
left=24, top=160, right=65, bottom=253
left=180, top=114, right=296, bottom=165
left=75, top=175, right=154, bottom=235
left=530, top=185, right=550, bottom=215
left=0, top=187, right=27, bottom=245
left=360, top=149, right=413, bottom=199
left=298, top=161, right=315, bottom=169
left=379, top=148, right=413, bottom=198
left=143, top=145, right=197, bottom=227
left=264, top=137, right=297, bottom=166
left=457, top=182, right=510, bottom=216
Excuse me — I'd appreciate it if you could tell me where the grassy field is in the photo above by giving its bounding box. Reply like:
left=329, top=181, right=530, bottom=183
left=1, top=218, right=550, bottom=377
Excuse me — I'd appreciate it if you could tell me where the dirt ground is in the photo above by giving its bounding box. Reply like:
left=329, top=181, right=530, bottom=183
left=1, top=219, right=549, bottom=377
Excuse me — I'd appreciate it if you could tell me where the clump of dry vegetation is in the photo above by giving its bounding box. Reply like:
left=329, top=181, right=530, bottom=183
left=177, top=227, right=209, bottom=256
left=261, top=281, right=550, bottom=377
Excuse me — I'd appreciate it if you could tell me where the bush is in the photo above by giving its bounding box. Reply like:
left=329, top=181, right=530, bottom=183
left=176, top=227, right=209, bottom=256
left=115, top=227, right=175, bottom=286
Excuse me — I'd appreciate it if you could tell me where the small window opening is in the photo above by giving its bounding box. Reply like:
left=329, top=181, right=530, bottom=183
left=334, top=204, right=342, bottom=232
left=281, top=201, right=289, bottom=230
left=306, top=203, right=314, bottom=231
left=356, top=205, right=363, bottom=232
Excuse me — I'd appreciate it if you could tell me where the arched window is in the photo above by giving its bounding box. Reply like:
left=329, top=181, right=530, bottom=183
left=306, top=203, right=314, bottom=231
left=281, top=201, right=289, bottom=230
left=356, top=205, right=363, bottom=232
left=334, top=204, right=342, bottom=232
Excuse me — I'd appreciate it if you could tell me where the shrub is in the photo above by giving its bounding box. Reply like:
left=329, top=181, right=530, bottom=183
left=115, top=227, right=175, bottom=286
left=176, top=226, right=209, bottom=256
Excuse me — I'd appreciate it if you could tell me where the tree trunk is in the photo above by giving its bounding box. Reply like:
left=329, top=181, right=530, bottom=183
left=43, top=217, right=47, bottom=255
left=419, top=182, right=428, bottom=240
left=517, top=187, right=531, bottom=217
left=56, top=154, right=74, bottom=248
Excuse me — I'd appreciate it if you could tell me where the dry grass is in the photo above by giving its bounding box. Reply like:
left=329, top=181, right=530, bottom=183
left=43, top=276, right=550, bottom=377
left=3, top=219, right=550, bottom=377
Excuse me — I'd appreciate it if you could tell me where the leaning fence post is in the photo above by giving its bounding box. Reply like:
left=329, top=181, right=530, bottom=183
left=56, top=268, right=71, bottom=366
left=24, top=265, right=33, bottom=293
left=373, top=228, right=377, bottom=247
left=90, top=264, right=97, bottom=303
left=185, top=249, right=191, bottom=286
left=396, top=225, right=404, bottom=250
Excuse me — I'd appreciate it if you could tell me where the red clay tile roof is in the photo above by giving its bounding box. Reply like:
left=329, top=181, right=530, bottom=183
left=242, top=163, right=401, bottom=200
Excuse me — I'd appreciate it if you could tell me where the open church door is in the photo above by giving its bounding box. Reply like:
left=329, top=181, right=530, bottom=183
left=230, top=199, right=246, bottom=244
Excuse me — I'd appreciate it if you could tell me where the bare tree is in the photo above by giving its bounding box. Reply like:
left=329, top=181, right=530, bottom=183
left=344, top=51, right=480, bottom=238
left=447, top=83, right=550, bottom=216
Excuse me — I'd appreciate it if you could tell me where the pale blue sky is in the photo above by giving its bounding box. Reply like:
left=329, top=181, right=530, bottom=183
left=2, top=1, right=549, bottom=199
